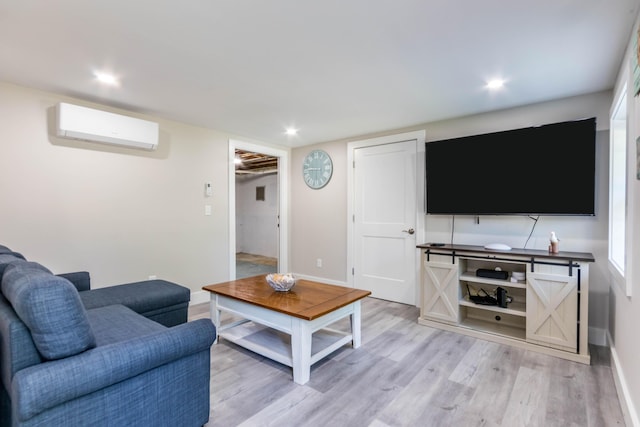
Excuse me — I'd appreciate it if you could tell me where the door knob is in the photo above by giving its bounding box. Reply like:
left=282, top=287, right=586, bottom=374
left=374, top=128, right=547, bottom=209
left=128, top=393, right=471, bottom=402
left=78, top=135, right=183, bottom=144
left=402, top=228, right=415, bottom=235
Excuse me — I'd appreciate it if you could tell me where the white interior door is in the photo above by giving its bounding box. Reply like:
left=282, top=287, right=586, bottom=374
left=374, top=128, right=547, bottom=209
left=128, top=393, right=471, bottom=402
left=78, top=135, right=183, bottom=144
left=353, top=140, right=417, bottom=305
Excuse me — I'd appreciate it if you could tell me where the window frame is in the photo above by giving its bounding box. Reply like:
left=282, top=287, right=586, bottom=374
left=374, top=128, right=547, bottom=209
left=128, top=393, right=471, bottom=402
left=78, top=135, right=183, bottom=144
left=608, top=82, right=631, bottom=296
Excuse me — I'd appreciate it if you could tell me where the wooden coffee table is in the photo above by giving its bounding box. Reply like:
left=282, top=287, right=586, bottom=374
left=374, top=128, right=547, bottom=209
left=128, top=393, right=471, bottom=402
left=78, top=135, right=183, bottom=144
left=202, top=275, right=371, bottom=384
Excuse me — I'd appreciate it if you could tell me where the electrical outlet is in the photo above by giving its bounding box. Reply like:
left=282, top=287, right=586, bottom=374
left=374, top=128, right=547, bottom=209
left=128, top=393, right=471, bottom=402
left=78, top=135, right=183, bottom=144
left=316, top=258, right=322, bottom=268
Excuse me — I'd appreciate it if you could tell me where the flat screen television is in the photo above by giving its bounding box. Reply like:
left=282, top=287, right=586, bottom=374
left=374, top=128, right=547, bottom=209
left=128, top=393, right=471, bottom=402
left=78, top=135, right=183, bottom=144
left=425, top=117, right=596, bottom=215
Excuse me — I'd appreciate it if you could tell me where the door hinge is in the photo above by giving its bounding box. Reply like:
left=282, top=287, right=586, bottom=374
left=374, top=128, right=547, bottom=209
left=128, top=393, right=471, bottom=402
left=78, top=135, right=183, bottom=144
left=352, top=267, right=355, bottom=275
left=353, top=160, right=355, bottom=168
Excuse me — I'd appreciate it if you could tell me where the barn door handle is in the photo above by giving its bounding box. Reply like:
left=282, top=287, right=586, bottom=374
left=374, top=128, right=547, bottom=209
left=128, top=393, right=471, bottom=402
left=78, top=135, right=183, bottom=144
left=402, top=228, right=415, bottom=235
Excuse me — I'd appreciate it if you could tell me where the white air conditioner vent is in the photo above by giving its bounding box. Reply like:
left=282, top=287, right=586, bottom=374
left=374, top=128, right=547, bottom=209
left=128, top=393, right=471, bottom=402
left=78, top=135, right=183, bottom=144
left=56, top=102, right=159, bottom=150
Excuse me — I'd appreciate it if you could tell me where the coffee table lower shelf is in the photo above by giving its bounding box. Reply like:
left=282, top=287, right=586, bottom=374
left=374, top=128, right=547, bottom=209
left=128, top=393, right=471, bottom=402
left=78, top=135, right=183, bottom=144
left=211, top=294, right=363, bottom=384
left=219, top=320, right=353, bottom=369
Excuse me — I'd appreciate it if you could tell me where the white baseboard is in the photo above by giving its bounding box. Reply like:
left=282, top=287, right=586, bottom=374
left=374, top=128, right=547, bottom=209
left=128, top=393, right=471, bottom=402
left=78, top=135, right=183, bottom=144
left=608, top=331, right=639, bottom=427
left=291, top=273, right=348, bottom=287
left=588, top=326, right=607, bottom=346
left=189, top=290, right=210, bottom=306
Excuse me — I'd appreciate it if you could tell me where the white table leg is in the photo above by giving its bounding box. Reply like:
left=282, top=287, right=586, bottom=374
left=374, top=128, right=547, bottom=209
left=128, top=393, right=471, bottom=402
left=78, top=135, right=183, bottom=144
left=351, top=301, right=362, bottom=348
left=291, top=318, right=312, bottom=385
left=210, top=293, right=220, bottom=344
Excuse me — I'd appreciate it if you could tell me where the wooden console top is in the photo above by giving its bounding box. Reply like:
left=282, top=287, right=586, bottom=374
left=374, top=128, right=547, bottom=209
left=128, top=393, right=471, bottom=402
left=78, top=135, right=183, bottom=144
left=416, top=243, right=595, bottom=263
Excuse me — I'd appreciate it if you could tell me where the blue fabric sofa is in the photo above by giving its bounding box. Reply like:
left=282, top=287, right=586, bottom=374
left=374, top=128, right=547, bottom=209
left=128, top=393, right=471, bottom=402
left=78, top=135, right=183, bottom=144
left=0, top=246, right=216, bottom=427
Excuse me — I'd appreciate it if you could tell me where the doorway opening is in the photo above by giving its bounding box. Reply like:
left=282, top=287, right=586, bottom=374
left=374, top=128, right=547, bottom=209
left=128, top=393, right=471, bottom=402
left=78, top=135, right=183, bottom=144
left=235, top=149, right=279, bottom=278
left=228, top=140, right=289, bottom=280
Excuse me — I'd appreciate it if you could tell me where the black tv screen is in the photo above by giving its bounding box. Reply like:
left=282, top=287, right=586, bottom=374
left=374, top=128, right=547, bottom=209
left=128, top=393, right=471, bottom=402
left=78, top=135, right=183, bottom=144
left=425, top=117, right=596, bottom=215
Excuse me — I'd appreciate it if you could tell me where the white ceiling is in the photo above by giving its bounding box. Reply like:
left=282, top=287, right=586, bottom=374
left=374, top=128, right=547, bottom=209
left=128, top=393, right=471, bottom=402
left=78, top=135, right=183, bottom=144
left=1, top=1, right=638, bottom=147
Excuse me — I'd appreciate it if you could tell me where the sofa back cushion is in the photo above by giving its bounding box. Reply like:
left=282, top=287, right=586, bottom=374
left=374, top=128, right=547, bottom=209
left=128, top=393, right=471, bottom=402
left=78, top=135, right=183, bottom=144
left=0, top=252, right=26, bottom=278
left=0, top=245, right=16, bottom=254
left=1, top=262, right=96, bottom=360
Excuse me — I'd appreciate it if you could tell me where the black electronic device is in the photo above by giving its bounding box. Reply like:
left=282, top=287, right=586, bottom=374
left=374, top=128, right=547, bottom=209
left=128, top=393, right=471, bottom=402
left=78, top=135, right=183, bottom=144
left=496, top=287, right=508, bottom=308
left=466, top=285, right=497, bottom=306
left=476, top=269, right=509, bottom=280
left=425, top=117, right=596, bottom=215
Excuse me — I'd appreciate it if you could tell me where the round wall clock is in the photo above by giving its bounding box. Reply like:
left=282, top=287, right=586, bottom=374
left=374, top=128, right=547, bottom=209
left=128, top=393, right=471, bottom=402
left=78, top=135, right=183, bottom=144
left=302, top=149, right=333, bottom=189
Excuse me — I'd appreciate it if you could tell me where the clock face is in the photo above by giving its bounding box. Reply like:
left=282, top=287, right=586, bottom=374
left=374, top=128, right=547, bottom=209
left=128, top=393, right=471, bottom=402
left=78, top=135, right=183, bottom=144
left=302, top=149, right=333, bottom=189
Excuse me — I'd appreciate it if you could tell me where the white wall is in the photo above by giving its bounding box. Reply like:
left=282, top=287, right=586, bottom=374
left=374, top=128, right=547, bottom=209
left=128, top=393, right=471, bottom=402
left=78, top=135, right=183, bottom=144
left=291, top=139, right=348, bottom=278
left=0, top=82, right=264, bottom=293
left=235, top=173, right=278, bottom=257
left=607, top=12, right=640, bottom=427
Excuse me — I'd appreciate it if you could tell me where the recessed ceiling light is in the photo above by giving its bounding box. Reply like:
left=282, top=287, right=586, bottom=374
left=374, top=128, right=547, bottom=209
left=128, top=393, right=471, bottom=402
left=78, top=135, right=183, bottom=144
left=486, top=79, right=505, bottom=90
left=285, top=128, right=298, bottom=136
left=94, top=72, right=119, bottom=86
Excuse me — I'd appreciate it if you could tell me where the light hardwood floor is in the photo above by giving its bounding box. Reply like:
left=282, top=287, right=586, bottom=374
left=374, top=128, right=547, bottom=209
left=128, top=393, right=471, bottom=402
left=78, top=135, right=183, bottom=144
left=236, top=253, right=278, bottom=266
left=189, top=297, right=624, bottom=427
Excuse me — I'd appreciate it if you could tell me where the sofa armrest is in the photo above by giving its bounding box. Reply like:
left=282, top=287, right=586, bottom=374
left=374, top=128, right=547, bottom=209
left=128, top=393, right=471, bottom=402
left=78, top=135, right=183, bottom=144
left=56, top=271, right=91, bottom=292
left=11, top=319, right=216, bottom=421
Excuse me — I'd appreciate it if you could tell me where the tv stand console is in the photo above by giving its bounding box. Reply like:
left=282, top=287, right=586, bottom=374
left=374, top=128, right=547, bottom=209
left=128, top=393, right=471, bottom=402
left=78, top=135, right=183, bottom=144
left=416, top=243, right=595, bottom=364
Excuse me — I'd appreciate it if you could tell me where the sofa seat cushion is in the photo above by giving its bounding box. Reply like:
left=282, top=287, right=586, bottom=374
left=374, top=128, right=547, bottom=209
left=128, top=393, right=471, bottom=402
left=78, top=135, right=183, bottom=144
left=87, top=304, right=166, bottom=346
left=1, top=262, right=96, bottom=360
left=80, top=280, right=190, bottom=324
left=0, top=293, right=42, bottom=394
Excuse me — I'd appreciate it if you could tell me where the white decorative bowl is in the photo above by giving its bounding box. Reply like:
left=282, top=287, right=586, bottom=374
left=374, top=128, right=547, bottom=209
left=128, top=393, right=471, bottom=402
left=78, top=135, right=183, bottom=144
left=266, top=273, right=296, bottom=292
left=512, top=272, right=526, bottom=281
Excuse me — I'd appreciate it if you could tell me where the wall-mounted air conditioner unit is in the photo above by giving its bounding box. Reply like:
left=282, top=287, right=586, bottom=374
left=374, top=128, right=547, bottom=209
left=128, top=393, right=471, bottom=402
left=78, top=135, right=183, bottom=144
left=56, top=102, right=159, bottom=150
